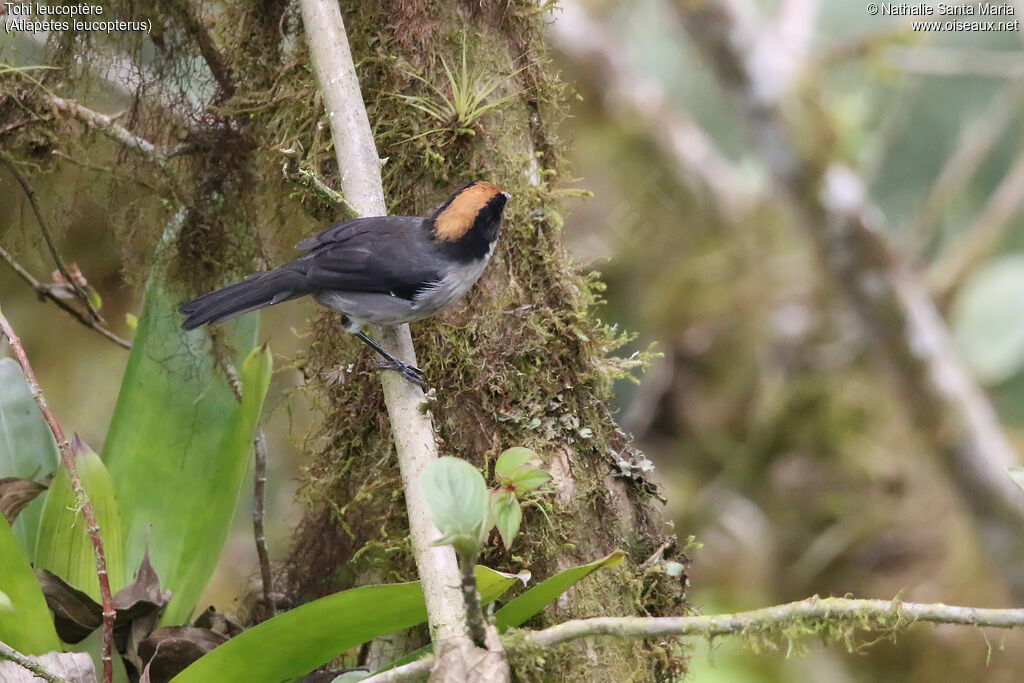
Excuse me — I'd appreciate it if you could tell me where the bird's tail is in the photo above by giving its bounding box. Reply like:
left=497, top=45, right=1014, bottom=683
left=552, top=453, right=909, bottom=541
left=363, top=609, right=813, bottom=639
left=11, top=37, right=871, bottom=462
left=179, top=268, right=309, bottom=330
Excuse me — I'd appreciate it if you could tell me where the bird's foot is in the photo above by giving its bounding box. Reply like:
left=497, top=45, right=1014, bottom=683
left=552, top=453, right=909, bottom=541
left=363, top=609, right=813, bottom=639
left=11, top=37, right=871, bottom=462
left=374, top=359, right=429, bottom=390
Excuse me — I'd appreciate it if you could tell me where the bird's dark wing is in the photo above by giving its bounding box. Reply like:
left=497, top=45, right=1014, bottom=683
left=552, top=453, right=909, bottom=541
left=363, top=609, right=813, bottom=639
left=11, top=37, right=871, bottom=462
left=295, top=216, right=419, bottom=251
left=296, top=217, right=443, bottom=300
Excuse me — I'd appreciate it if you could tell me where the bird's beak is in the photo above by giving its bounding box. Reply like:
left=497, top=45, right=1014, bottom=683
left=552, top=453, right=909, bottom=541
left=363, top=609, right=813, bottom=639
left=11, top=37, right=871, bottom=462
left=502, top=192, right=512, bottom=199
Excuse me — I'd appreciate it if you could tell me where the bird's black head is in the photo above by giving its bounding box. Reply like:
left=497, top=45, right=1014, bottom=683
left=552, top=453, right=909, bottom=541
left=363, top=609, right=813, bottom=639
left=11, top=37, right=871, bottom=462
left=430, top=181, right=509, bottom=260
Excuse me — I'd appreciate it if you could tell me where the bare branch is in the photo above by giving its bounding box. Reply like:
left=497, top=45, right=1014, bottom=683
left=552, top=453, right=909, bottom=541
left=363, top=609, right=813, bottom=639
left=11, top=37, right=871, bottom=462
left=0, top=244, right=132, bottom=349
left=0, top=313, right=115, bottom=683
left=928, top=146, right=1024, bottom=301
left=366, top=596, right=1024, bottom=681
left=908, top=87, right=1021, bottom=244
left=167, top=0, right=237, bottom=99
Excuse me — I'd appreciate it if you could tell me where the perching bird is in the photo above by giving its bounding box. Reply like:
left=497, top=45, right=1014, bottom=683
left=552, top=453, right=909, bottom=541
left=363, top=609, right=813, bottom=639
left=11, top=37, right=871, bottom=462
left=180, top=181, right=510, bottom=388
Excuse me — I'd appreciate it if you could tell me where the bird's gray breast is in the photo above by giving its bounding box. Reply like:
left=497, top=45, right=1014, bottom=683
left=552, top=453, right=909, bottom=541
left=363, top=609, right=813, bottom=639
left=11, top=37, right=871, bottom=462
left=412, top=251, right=492, bottom=317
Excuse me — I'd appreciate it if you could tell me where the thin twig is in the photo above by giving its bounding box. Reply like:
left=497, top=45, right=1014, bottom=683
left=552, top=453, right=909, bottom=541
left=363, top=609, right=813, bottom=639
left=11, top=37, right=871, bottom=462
left=221, top=362, right=275, bottom=619
left=366, top=596, right=1024, bottom=682
left=167, top=0, right=236, bottom=99
left=0, top=640, right=71, bottom=683
left=928, top=146, right=1024, bottom=302
left=0, top=117, right=35, bottom=136
left=908, top=87, right=1021, bottom=248
left=47, top=95, right=194, bottom=165
left=253, top=431, right=275, bottom=620
left=0, top=312, right=115, bottom=683
left=0, top=244, right=132, bottom=349
left=2, top=159, right=103, bottom=323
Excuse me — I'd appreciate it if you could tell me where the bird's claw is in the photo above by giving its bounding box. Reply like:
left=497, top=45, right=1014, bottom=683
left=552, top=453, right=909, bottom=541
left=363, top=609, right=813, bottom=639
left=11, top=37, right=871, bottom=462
left=374, top=359, right=429, bottom=390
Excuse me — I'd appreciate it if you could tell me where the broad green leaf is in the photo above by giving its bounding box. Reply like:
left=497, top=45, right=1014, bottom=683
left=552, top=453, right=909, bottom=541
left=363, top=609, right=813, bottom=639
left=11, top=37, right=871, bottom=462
left=421, top=457, right=488, bottom=557
left=374, top=554, right=624, bottom=675
left=490, top=489, right=521, bottom=550
left=951, top=255, right=1024, bottom=385
left=0, top=514, right=61, bottom=654
left=494, top=550, right=626, bottom=631
left=35, top=436, right=128, bottom=597
left=494, top=447, right=539, bottom=478
left=0, top=357, right=60, bottom=552
left=102, top=280, right=267, bottom=625
left=171, top=566, right=522, bottom=683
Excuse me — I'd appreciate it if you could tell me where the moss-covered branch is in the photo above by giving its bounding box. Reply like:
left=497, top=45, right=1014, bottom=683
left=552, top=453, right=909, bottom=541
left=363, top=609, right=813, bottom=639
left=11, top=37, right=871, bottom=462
left=296, top=0, right=506, bottom=677
left=369, top=596, right=1024, bottom=681
left=48, top=95, right=192, bottom=166
left=0, top=641, right=70, bottom=683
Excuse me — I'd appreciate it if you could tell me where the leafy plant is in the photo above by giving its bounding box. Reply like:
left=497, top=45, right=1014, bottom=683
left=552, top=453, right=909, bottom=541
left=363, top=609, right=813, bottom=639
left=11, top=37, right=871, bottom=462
left=393, top=38, right=521, bottom=142
left=0, top=273, right=270, bottom=675
left=490, top=447, right=551, bottom=550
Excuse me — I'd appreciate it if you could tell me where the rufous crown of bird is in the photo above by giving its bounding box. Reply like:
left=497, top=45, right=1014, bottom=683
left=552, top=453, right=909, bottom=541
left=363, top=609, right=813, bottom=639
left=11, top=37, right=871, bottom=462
left=179, top=181, right=510, bottom=389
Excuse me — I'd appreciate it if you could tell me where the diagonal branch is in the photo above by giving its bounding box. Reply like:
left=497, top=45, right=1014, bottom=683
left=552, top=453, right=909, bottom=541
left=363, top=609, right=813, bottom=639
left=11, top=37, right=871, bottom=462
left=2, top=159, right=103, bottom=324
left=47, top=95, right=195, bottom=165
left=928, top=144, right=1024, bottom=303
left=167, top=0, right=237, bottom=99
left=0, top=640, right=71, bottom=683
left=908, top=87, right=1021, bottom=246
left=297, top=0, right=506, bottom=678
left=0, top=244, right=132, bottom=349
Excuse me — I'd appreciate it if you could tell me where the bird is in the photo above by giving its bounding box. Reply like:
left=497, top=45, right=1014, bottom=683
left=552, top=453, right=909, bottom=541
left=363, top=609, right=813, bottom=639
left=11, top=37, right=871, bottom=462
left=180, top=180, right=510, bottom=389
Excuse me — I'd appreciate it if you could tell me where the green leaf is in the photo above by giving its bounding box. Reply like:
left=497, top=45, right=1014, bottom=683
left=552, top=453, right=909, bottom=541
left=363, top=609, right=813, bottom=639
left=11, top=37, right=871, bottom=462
left=171, top=566, right=522, bottom=683
left=494, top=447, right=549, bottom=492
left=490, top=489, right=521, bottom=550
left=102, top=280, right=268, bottom=625
left=1008, top=466, right=1024, bottom=492
left=420, top=457, right=488, bottom=557
left=0, top=514, right=61, bottom=654
left=35, top=436, right=128, bottom=597
left=494, top=550, right=626, bottom=631
left=494, top=447, right=539, bottom=478
left=506, top=467, right=551, bottom=492
left=0, top=589, right=10, bottom=613
left=952, top=255, right=1024, bottom=384
left=0, top=357, right=60, bottom=552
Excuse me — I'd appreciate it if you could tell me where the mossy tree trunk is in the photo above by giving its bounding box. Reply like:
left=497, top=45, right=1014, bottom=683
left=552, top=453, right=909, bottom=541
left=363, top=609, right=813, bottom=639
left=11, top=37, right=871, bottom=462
left=278, top=1, right=687, bottom=679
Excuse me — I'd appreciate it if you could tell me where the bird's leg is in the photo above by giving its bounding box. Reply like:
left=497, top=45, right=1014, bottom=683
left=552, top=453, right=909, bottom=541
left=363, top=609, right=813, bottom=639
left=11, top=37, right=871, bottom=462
left=353, top=331, right=428, bottom=389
